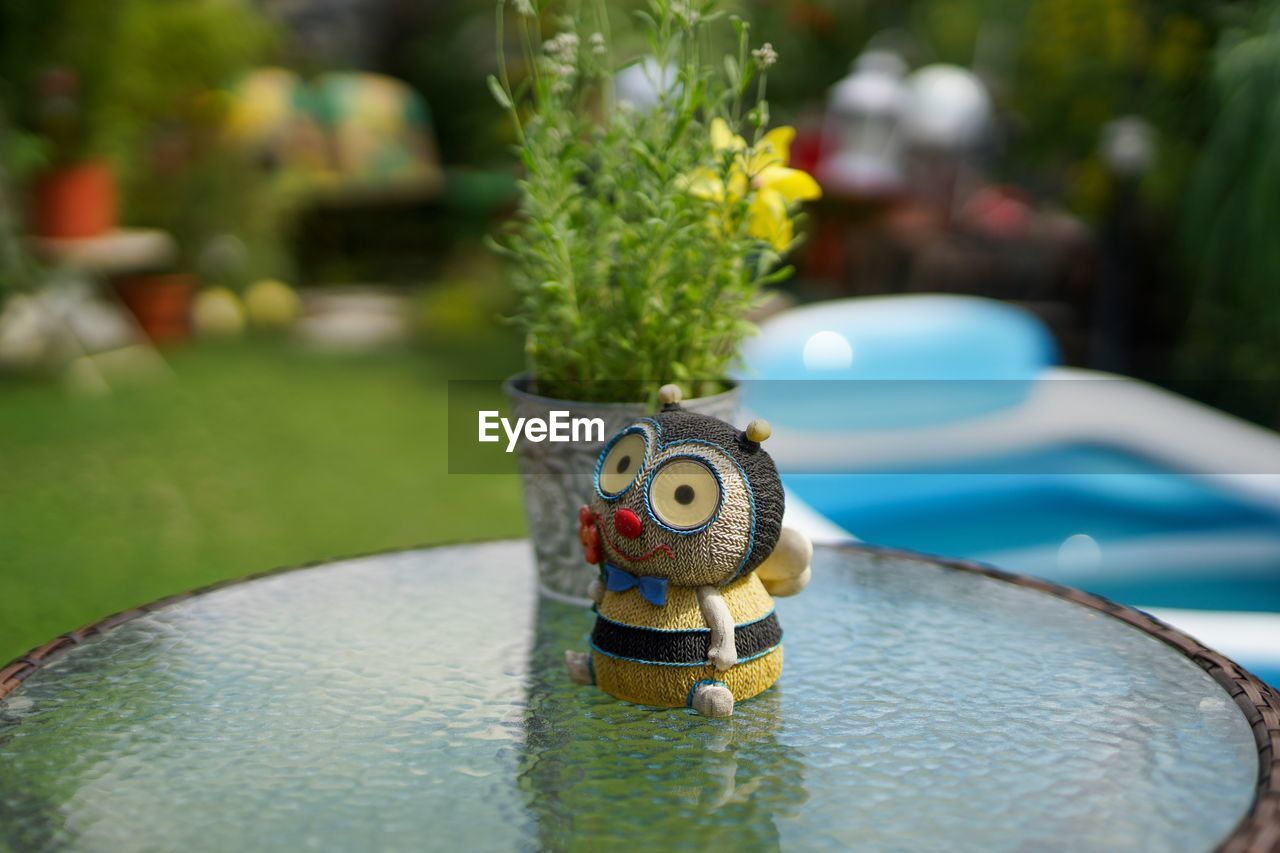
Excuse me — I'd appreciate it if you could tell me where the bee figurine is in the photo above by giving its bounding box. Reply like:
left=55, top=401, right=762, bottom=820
left=565, top=384, right=813, bottom=717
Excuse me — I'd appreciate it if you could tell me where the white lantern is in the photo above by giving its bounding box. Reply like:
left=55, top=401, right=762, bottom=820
left=902, top=64, right=992, bottom=152
left=819, top=50, right=909, bottom=195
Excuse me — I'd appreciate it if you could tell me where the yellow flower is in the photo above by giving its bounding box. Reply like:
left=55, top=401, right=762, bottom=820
left=686, top=118, right=822, bottom=251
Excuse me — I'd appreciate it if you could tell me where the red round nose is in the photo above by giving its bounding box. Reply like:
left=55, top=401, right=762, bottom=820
left=614, top=508, right=643, bottom=540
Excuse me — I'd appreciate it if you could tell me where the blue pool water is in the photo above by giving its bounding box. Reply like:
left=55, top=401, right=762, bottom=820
left=784, top=443, right=1280, bottom=614
left=740, top=294, right=1280, bottom=684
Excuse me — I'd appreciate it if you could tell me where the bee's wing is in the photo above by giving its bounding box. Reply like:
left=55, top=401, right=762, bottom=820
left=756, top=527, right=812, bottom=597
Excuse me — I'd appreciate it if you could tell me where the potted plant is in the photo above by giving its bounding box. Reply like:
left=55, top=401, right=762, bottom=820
left=2, top=0, right=126, bottom=239
left=29, top=74, right=119, bottom=239
left=490, top=0, right=820, bottom=599
left=1, top=0, right=280, bottom=339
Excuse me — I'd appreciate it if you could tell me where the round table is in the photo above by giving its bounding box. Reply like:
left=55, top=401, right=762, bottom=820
left=1, top=541, right=1276, bottom=851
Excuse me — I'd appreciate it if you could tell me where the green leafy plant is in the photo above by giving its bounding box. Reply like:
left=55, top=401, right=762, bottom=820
left=1177, top=4, right=1280, bottom=423
left=1, top=0, right=272, bottom=168
left=489, top=0, right=820, bottom=403
left=110, top=0, right=281, bottom=277
left=0, top=0, right=286, bottom=280
left=0, top=1, right=122, bottom=171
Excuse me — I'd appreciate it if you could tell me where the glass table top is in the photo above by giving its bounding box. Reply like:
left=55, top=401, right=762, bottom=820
left=0, top=541, right=1261, bottom=851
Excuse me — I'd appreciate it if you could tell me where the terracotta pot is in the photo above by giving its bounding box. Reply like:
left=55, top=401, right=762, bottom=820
left=115, top=274, right=196, bottom=344
left=504, top=375, right=740, bottom=603
left=32, top=161, right=118, bottom=239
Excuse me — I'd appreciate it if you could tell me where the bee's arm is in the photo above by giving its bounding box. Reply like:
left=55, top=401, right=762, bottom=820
left=755, top=527, right=813, bottom=597
left=587, top=577, right=605, bottom=605
left=697, top=585, right=737, bottom=671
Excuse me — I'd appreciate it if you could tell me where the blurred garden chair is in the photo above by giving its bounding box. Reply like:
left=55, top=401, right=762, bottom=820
left=225, top=68, right=445, bottom=205
left=223, top=68, right=513, bottom=283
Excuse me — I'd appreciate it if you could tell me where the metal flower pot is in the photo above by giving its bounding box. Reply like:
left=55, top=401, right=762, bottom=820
left=504, top=375, right=739, bottom=603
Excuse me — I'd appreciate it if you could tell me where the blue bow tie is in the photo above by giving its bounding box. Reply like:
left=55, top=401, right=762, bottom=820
left=604, top=564, right=669, bottom=607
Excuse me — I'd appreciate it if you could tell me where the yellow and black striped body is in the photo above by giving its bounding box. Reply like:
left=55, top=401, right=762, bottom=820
left=590, top=572, right=783, bottom=708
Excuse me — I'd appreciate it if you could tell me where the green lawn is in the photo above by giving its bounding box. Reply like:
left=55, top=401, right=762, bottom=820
left=0, top=336, right=526, bottom=663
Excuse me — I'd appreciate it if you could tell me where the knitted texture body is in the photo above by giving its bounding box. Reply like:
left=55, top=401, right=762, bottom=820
left=570, top=404, right=801, bottom=713
left=600, top=571, right=775, bottom=628
left=591, top=573, right=784, bottom=707
left=593, top=648, right=783, bottom=708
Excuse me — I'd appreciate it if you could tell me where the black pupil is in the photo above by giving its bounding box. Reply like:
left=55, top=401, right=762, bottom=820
left=615, top=455, right=631, bottom=474
left=674, top=484, right=695, bottom=505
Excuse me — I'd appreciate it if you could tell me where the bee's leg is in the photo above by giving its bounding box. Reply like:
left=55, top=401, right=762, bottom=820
left=564, top=650, right=594, bottom=685
left=689, top=679, right=734, bottom=718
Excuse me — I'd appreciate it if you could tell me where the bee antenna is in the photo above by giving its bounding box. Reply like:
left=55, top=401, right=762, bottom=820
left=742, top=419, right=772, bottom=450
left=657, top=384, right=683, bottom=411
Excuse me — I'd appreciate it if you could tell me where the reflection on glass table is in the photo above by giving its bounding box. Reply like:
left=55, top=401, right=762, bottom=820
left=0, top=541, right=1273, bottom=851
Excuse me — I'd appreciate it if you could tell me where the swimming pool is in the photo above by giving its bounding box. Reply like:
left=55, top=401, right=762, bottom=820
left=785, top=443, right=1280, bottom=610
left=745, top=296, right=1280, bottom=687
left=783, top=444, right=1280, bottom=686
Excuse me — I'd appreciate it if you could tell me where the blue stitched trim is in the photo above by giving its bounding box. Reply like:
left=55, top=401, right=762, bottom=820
left=587, top=638, right=782, bottom=667
left=686, top=678, right=724, bottom=708
left=734, top=610, right=778, bottom=630
left=729, top=455, right=757, bottom=582
left=593, top=607, right=777, bottom=634
left=643, top=454, right=724, bottom=535
left=593, top=425, right=650, bottom=502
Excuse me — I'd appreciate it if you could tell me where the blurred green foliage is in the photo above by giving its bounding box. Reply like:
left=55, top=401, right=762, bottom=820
left=111, top=0, right=284, bottom=278
left=417, top=251, right=519, bottom=345
left=1178, top=3, right=1280, bottom=413
left=0, top=0, right=120, bottom=168
left=108, top=0, right=275, bottom=143
left=1011, top=0, right=1214, bottom=218
left=391, top=0, right=513, bottom=167
left=0, top=0, right=289, bottom=281
left=732, top=0, right=879, bottom=113
left=0, top=0, right=272, bottom=169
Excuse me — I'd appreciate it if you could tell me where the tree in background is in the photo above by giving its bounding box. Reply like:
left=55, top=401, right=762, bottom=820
left=1178, top=3, right=1280, bottom=424
left=0, top=0, right=288, bottom=283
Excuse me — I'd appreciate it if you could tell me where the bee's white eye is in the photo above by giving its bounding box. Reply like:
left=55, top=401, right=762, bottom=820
left=598, top=432, right=646, bottom=496
left=649, top=459, right=720, bottom=530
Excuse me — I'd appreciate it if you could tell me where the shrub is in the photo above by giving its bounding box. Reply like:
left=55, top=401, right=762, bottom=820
left=489, top=0, right=819, bottom=403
